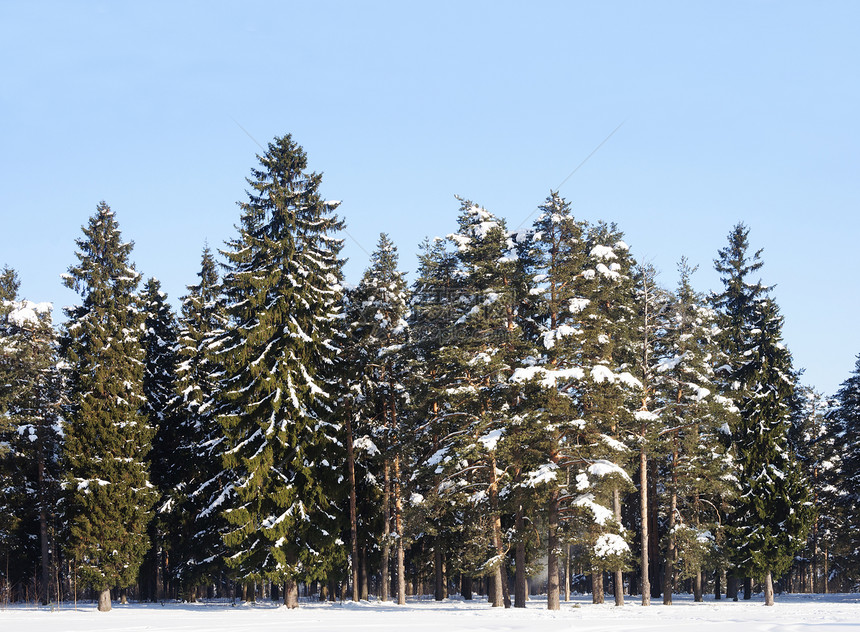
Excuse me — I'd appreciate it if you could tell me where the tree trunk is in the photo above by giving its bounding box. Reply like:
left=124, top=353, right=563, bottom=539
left=612, top=487, right=624, bottom=606
left=97, top=588, right=111, bottom=612
left=284, top=578, right=298, bottom=608
left=564, top=544, right=571, bottom=601
left=37, top=439, right=50, bottom=606
left=360, top=546, right=368, bottom=600
left=744, top=577, right=752, bottom=600
left=592, top=568, right=604, bottom=604
left=435, top=545, right=444, bottom=601
left=714, top=569, right=721, bottom=600
left=547, top=493, right=560, bottom=610
left=639, top=448, right=650, bottom=605
left=462, top=575, right=473, bottom=600
left=727, top=575, right=738, bottom=601
left=764, top=570, right=774, bottom=606
left=345, top=410, right=360, bottom=602
left=515, top=506, right=527, bottom=608
left=488, top=456, right=507, bottom=608
left=381, top=460, right=391, bottom=602
left=393, top=455, right=406, bottom=605
left=663, top=486, right=677, bottom=605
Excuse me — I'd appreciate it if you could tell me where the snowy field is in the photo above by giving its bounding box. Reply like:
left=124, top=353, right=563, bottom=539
left=3, top=594, right=860, bottom=632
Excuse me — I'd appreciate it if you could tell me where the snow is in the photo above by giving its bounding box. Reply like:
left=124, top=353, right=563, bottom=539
left=4, top=299, right=52, bottom=326
left=589, top=244, right=617, bottom=260
left=593, top=533, right=629, bottom=558
left=523, top=462, right=559, bottom=487
left=8, top=594, right=858, bottom=631
left=478, top=428, right=503, bottom=451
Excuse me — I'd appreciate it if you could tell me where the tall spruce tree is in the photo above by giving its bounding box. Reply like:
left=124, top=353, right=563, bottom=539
left=61, top=202, right=158, bottom=611
left=713, top=224, right=812, bottom=605
left=215, top=134, right=345, bottom=608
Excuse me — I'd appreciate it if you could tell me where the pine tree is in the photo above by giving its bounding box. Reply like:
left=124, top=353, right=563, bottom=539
left=61, top=202, right=158, bottom=611
left=0, top=276, right=63, bottom=605
left=342, top=233, right=411, bottom=603
left=653, top=259, right=733, bottom=603
left=215, top=134, right=345, bottom=607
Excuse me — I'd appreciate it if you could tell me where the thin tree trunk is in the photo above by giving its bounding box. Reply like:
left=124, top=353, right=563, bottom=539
left=714, top=569, right=721, bottom=600
left=97, top=588, right=111, bottom=612
left=37, top=438, right=50, bottom=606
left=744, top=577, right=752, bottom=600
left=694, top=570, right=703, bottom=602
left=547, top=493, right=560, bottom=610
left=393, top=454, right=406, bottom=605
left=435, top=545, right=444, bottom=600
left=612, top=487, right=624, bottom=606
left=381, top=460, right=391, bottom=602
left=345, top=410, right=360, bottom=602
left=639, top=448, right=650, bottom=605
left=564, top=544, right=571, bottom=602
left=360, top=546, right=368, bottom=600
left=663, top=485, right=677, bottom=605
left=515, top=506, right=527, bottom=608
left=764, top=570, right=774, bottom=606
left=462, top=575, right=473, bottom=600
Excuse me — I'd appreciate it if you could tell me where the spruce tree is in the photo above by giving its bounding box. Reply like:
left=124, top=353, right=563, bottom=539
left=825, top=355, right=860, bottom=586
left=61, top=202, right=158, bottom=611
left=140, top=277, right=180, bottom=600
left=343, top=233, right=411, bottom=603
left=0, top=278, right=63, bottom=605
left=215, top=134, right=345, bottom=608
left=167, top=247, right=229, bottom=598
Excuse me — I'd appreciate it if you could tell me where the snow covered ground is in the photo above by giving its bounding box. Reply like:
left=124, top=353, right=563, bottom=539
left=3, top=593, right=860, bottom=632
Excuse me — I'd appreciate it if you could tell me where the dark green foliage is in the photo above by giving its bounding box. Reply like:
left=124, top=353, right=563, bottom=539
left=164, top=247, right=230, bottom=594
left=216, top=135, right=345, bottom=590
left=61, top=202, right=158, bottom=592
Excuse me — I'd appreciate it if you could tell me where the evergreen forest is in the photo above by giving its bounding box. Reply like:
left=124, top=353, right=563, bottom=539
left=2, top=134, right=859, bottom=612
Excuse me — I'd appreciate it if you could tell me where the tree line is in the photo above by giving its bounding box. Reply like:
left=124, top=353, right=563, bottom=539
left=1, top=133, right=858, bottom=612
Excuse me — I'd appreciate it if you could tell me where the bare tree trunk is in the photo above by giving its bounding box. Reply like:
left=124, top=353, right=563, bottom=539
left=714, top=569, right=721, bottom=600
left=381, top=460, right=391, bottom=602
left=489, top=456, right=507, bottom=608
left=592, top=568, right=604, bottom=604
left=37, top=440, right=50, bottom=606
left=764, top=571, right=774, bottom=606
left=393, top=455, right=406, bottom=605
left=97, top=588, right=111, bottom=612
left=515, top=506, right=527, bottom=608
left=727, top=575, right=738, bottom=601
left=824, top=546, right=829, bottom=594
left=462, top=575, right=473, bottom=600
left=284, top=579, right=298, bottom=608
left=435, top=545, right=444, bottom=601
left=547, top=492, right=560, bottom=610
left=663, top=485, right=677, bottom=605
left=360, top=546, right=368, bottom=600
left=612, top=487, right=624, bottom=606
left=345, top=410, right=360, bottom=602
left=564, top=544, right=571, bottom=601
left=639, top=448, right=650, bottom=605
left=694, top=570, right=703, bottom=602
left=743, top=577, right=752, bottom=600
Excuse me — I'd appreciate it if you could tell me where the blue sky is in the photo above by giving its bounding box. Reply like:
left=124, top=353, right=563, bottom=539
left=2, top=1, right=858, bottom=395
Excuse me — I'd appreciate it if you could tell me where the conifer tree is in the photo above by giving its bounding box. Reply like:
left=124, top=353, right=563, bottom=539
left=215, top=135, right=345, bottom=608
left=729, top=297, right=813, bottom=604
left=166, top=247, right=229, bottom=598
left=0, top=276, right=63, bottom=605
left=824, top=355, right=860, bottom=586
left=61, top=202, right=158, bottom=611
left=139, top=278, right=180, bottom=600
left=343, top=233, right=410, bottom=603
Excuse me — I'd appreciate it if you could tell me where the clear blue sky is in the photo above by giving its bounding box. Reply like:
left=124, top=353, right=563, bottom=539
left=2, top=1, right=858, bottom=396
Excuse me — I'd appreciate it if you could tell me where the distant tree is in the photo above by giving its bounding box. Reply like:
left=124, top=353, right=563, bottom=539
left=61, top=202, right=158, bottom=611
